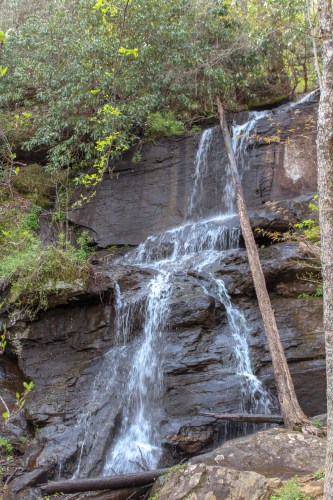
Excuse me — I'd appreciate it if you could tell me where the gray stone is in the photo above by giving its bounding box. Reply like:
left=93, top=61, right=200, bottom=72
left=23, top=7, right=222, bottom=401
left=151, top=426, right=326, bottom=500
left=190, top=427, right=326, bottom=479
left=70, top=98, right=319, bottom=247
left=150, top=463, right=269, bottom=500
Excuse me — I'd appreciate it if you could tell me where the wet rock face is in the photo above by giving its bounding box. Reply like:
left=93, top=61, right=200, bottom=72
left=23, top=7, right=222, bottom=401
left=160, top=243, right=325, bottom=456
left=3, top=241, right=325, bottom=483
left=70, top=96, right=318, bottom=247
left=1, top=95, right=324, bottom=486
left=242, top=99, right=318, bottom=207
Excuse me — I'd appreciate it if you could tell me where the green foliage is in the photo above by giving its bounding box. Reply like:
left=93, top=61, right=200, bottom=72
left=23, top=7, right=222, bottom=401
left=294, top=219, right=320, bottom=244
left=312, top=419, right=323, bottom=429
left=145, top=112, right=185, bottom=140
left=0, top=0, right=318, bottom=184
left=72, top=231, right=93, bottom=261
left=1, top=380, right=34, bottom=422
left=0, top=332, right=6, bottom=353
left=21, top=204, right=41, bottom=232
left=0, top=436, right=13, bottom=454
left=270, top=477, right=310, bottom=500
left=131, top=151, right=142, bottom=163
left=0, top=199, right=91, bottom=319
left=3, top=242, right=91, bottom=319
left=312, top=469, right=325, bottom=480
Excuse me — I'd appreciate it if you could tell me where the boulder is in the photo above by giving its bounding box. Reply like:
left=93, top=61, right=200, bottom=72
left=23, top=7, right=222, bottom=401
left=150, top=464, right=269, bottom=500
left=150, top=427, right=326, bottom=500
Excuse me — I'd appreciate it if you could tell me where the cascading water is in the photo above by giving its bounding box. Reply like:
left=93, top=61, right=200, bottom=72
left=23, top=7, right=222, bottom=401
left=206, top=277, right=273, bottom=415
left=75, top=102, right=301, bottom=476
left=188, top=128, right=213, bottom=218
left=103, top=272, right=172, bottom=474
left=102, top=125, right=274, bottom=474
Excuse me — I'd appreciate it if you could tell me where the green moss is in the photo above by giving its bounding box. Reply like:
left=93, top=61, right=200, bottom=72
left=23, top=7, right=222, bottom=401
left=248, top=94, right=289, bottom=110
left=12, top=163, right=54, bottom=207
left=149, top=464, right=186, bottom=500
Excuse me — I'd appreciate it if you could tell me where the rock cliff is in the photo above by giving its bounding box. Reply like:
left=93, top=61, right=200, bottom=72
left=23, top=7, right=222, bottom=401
left=1, top=93, right=325, bottom=498
left=69, top=92, right=318, bottom=247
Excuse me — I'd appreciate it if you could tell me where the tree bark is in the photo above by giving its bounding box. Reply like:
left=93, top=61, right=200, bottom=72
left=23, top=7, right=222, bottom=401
left=217, top=97, right=320, bottom=434
left=198, top=412, right=284, bottom=423
left=40, top=468, right=168, bottom=495
left=317, top=2, right=333, bottom=497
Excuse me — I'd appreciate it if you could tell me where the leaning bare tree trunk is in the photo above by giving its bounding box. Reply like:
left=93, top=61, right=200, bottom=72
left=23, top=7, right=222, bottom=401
left=317, top=1, right=333, bottom=496
left=217, top=97, right=319, bottom=434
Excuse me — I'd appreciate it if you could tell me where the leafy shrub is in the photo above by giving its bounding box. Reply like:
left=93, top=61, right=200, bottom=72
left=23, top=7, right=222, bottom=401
left=0, top=437, right=13, bottom=454
left=21, top=204, right=41, bottom=231
left=270, top=478, right=310, bottom=500
left=145, top=112, right=185, bottom=139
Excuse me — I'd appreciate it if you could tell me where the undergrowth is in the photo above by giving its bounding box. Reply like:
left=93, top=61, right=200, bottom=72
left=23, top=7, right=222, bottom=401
left=0, top=196, right=92, bottom=320
left=270, top=477, right=310, bottom=500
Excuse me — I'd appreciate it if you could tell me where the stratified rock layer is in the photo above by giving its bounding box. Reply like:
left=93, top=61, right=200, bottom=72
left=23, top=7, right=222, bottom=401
left=1, top=94, right=324, bottom=492
left=3, top=240, right=325, bottom=485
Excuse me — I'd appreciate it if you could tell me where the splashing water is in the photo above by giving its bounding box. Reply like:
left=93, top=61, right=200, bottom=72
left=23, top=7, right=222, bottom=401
left=103, top=272, right=172, bottom=474
left=207, top=277, right=273, bottom=415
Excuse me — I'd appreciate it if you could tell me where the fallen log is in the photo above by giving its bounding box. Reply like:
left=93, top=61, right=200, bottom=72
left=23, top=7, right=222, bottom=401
left=198, top=412, right=284, bottom=424
left=40, top=468, right=168, bottom=495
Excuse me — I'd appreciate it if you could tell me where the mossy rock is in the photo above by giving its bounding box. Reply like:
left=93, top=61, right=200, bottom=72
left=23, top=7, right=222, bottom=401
left=248, top=94, right=290, bottom=111
left=12, top=163, right=54, bottom=208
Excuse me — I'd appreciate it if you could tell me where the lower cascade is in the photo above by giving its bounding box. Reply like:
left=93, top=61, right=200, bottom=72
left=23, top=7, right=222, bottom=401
left=73, top=123, right=278, bottom=477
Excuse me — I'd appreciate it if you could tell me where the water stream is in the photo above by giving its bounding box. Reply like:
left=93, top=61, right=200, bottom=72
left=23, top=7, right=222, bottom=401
left=99, top=118, right=275, bottom=475
left=73, top=94, right=317, bottom=476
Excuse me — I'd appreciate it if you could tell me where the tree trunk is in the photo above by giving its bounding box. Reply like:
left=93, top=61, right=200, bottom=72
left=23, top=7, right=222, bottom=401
left=217, top=97, right=320, bottom=434
left=198, top=412, right=284, bottom=424
left=40, top=468, right=168, bottom=494
left=317, top=2, right=333, bottom=497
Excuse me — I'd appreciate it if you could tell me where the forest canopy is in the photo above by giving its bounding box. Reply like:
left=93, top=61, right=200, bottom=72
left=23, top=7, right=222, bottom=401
left=0, top=0, right=321, bottom=318
left=0, top=0, right=320, bottom=172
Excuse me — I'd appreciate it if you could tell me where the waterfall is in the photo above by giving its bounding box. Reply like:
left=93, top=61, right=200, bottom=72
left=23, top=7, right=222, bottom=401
left=75, top=110, right=283, bottom=477
left=207, top=277, right=273, bottom=415
left=187, top=128, right=213, bottom=218
left=231, top=90, right=320, bottom=173
left=103, top=272, right=172, bottom=474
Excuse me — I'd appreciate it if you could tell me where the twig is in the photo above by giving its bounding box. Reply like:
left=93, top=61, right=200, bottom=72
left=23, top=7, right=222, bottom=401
left=5, top=467, right=19, bottom=485
left=64, top=493, right=82, bottom=500
left=137, top=445, right=149, bottom=472
left=128, top=460, right=147, bottom=472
